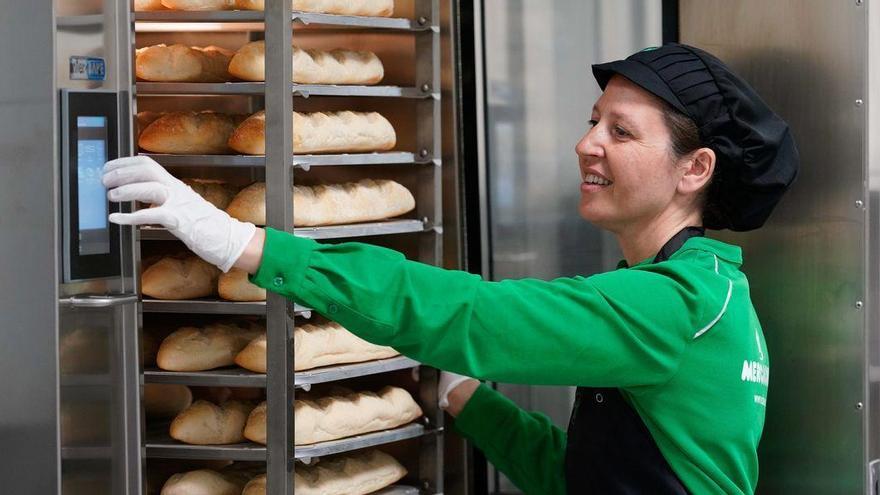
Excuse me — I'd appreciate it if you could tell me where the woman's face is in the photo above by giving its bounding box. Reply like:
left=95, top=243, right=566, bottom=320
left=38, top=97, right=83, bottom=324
left=575, top=75, right=685, bottom=233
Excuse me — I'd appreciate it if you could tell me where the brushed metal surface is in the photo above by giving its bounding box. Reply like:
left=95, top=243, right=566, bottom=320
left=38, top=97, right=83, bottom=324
left=680, top=1, right=868, bottom=493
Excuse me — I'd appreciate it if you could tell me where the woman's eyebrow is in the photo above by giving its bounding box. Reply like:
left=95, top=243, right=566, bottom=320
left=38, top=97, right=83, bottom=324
left=592, top=106, right=638, bottom=128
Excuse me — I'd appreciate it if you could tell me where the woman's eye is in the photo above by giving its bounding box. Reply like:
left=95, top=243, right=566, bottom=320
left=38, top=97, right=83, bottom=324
left=588, top=119, right=598, bottom=128
left=613, top=126, right=630, bottom=137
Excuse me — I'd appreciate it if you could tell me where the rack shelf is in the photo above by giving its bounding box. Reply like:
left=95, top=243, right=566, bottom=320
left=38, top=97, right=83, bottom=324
left=146, top=428, right=266, bottom=461
left=134, top=11, right=265, bottom=22
left=140, top=219, right=426, bottom=242
left=295, top=423, right=431, bottom=461
left=141, top=299, right=312, bottom=317
left=375, top=488, right=420, bottom=495
left=292, top=12, right=426, bottom=31
left=293, top=84, right=430, bottom=98
left=141, top=151, right=423, bottom=168
left=137, top=82, right=429, bottom=98
left=295, top=356, right=419, bottom=389
left=144, top=368, right=266, bottom=387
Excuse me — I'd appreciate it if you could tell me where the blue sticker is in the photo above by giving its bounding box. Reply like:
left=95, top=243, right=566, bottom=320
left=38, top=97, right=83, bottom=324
left=70, top=56, right=106, bottom=81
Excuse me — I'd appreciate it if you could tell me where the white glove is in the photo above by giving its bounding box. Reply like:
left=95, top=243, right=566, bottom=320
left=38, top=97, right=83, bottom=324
left=438, top=371, right=474, bottom=410
left=102, top=156, right=256, bottom=272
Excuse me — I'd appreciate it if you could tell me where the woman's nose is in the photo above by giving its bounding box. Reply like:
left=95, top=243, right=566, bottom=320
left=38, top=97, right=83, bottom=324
left=575, top=127, right=604, bottom=158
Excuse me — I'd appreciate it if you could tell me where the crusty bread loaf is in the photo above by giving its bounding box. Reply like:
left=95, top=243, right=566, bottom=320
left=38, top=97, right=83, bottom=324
left=182, top=178, right=238, bottom=210
left=225, top=179, right=414, bottom=227
left=160, top=0, right=235, bottom=10
left=136, top=44, right=233, bottom=83
left=244, top=386, right=421, bottom=445
left=218, top=268, right=266, bottom=302
left=136, top=111, right=165, bottom=140
left=135, top=0, right=166, bottom=11
left=170, top=400, right=255, bottom=445
left=228, top=41, right=383, bottom=85
left=139, top=111, right=245, bottom=155
left=160, top=469, right=247, bottom=495
left=157, top=321, right=264, bottom=371
left=234, top=322, right=399, bottom=373
left=144, top=384, right=193, bottom=419
left=142, top=255, right=220, bottom=300
left=227, top=110, right=396, bottom=155
left=234, top=0, right=393, bottom=16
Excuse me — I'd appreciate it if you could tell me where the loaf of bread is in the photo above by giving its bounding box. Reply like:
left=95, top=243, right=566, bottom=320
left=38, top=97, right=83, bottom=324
left=160, top=0, right=235, bottom=10
left=228, top=41, right=383, bottom=85
left=244, top=386, right=421, bottom=445
left=144, top=384, right=193, bottom=419
left=170, top=400, right=255, bottom=445
left=182, top=178, right=238, bottom=210
left=139, top=111, right=245, bottom=155
left=160, top=469, right=248, bottom=495
left=218, top=268, right=266, bottom=302
left=234, top=0, right=393, bottom=16
left=135, top=0, right=166, bottom=11
left=227, top=110, right=396, bottom=155
left=225, top=179, right=414, bottom=227
left=234, top=322, right=399, bottom=373
left=136, top=111, right=165, bottom=140
left=136, top=44, right=234, bottom=82
left=157, top=321, right=264, bottom=371
left=142, top=255, right=220, bottom=300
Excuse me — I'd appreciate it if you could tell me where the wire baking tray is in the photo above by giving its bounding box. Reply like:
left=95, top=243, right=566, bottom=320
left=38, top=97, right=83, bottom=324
left=295, top=423, right=431, bottom=461
left=295, top=356, right=420, bottom=390
left=141, top=299, right=312, bottom=317
left=145, top=426, right=267, bottom=461
left=140, top=151, right=423, bottom=168
left=139, top=219, right=427, bottom=242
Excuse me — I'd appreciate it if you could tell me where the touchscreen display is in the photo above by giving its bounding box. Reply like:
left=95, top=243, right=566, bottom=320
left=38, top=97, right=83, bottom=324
left=76, top=116, right=110, bottom=256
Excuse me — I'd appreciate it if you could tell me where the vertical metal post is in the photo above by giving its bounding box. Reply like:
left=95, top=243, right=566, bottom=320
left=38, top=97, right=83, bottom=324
left=265, top=0, right=294, bottom=493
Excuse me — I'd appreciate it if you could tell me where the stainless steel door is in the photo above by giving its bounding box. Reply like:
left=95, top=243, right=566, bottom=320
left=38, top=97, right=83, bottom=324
left=477, top=0, right=661, bottom=492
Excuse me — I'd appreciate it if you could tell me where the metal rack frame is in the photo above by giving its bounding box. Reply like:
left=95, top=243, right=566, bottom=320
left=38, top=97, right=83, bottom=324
left=134, top=2, right=445, bottom=493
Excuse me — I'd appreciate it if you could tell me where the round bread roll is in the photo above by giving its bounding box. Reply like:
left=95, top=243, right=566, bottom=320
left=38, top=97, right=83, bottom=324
left=218, top=268, right=267, bottom=302
left=160, top=0, right=234, bottom=10
left=160, top=469, right=246, bottom=495
left=136, top=44, right=234, bottom=83
left=144, top=384, right=193, bottom=419
left=141, top=255, right=220, bottom=300
left=139, top=111, right=244, bottom=155
left=157, top=321, right=264, bottom=371
left=228, top=41, right=383, bottom=85
left=227, top=110, right=396, bottom=155
left=169, top=400, right=255, bottom=445
left=234, top=0, right=393, bottom=16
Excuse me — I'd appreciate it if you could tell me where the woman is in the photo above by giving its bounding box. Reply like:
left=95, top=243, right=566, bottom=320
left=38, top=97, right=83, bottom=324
left=104, top=43, right=797, bottom=494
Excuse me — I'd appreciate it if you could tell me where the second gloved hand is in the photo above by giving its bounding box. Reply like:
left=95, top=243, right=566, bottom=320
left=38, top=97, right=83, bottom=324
left=102, top=156, right=256, bottom=272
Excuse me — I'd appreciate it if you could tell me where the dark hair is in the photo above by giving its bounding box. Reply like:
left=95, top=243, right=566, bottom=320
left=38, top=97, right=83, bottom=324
left=661, top=104, right=723, bottom=224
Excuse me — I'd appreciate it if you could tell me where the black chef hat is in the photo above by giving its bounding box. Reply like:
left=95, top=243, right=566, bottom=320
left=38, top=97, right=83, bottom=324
left=592, top=43, right=798, bottom=232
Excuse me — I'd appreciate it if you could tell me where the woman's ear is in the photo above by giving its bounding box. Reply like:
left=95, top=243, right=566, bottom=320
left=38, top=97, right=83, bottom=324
left=678, top=147, right=715, bottom=195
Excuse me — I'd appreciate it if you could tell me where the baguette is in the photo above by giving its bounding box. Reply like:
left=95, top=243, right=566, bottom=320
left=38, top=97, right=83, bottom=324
left=182, top=178, right=238, bottom=210
left=235, top=0, right=393, bottom=16
left=160, top=469, right=247, bottom=495
left=227, top=110, right=396, bottom=155
left=225, top=179, right=414, bottom=227
left=136, top=44, right=234, bottom=83
left=160, top=0, right=235, bottom=10
left=244, top=386, right=422, bottom=445
left=141, top=254, right=220, bottom=300
left=135, top=111, right=165, bottom=140
left=218, top=268, right=266, bottom=302
left=228, top=41, right=383, bottom=85
left=157, top=321, right=264, bottom=371
left=144, top=384, right=193, bottom=419
left=135, top=0, right=166, bottom=11
left=234, top=321, right=399, bottom=373
left=139, top=111, right=244, bottom=155
left=170, top=400, right=255, bottom=445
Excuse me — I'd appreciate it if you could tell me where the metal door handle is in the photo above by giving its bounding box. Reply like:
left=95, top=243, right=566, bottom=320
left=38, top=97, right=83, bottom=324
left=60, top=293, right=139, bottom=308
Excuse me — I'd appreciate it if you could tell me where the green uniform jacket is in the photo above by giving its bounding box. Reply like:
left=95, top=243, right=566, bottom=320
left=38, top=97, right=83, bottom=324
left=250, top=227, right=769, bottom=495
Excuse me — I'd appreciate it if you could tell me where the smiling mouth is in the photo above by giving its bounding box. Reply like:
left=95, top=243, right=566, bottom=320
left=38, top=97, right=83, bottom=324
left=582, top=173, right=612, bottom=186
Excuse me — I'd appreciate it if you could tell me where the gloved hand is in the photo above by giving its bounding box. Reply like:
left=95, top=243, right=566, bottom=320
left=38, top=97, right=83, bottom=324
left=438, top=371, right=476, bottom=410
left=102, top=156, right=256, bottom=272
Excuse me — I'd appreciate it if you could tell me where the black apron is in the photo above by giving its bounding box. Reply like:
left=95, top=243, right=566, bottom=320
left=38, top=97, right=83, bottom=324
left=564, top=227, right=704, bottom=494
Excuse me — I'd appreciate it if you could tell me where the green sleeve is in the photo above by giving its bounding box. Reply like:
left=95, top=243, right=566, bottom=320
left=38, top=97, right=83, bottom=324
left=251, top=228, right=728, bottom=387
left=454, top=384, right=566, bottom=495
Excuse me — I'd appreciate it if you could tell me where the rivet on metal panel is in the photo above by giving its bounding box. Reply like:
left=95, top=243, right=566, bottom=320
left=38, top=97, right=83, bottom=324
left=421, top=83, right=431, bottom=92
left=857, top=402, right=864, bottom=410
left=421, top=479, right=432, bottom=490
left=856, top=200, right=865, bottom=209
left=856, top=301, right=864, bottom=309
left=856, top=99, right=864, bottom=107
left=857, top=0, right=863, bottom=6
left=419, top=148, right=429, bottom=158
left=418, top=16, right=428, bottom=25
